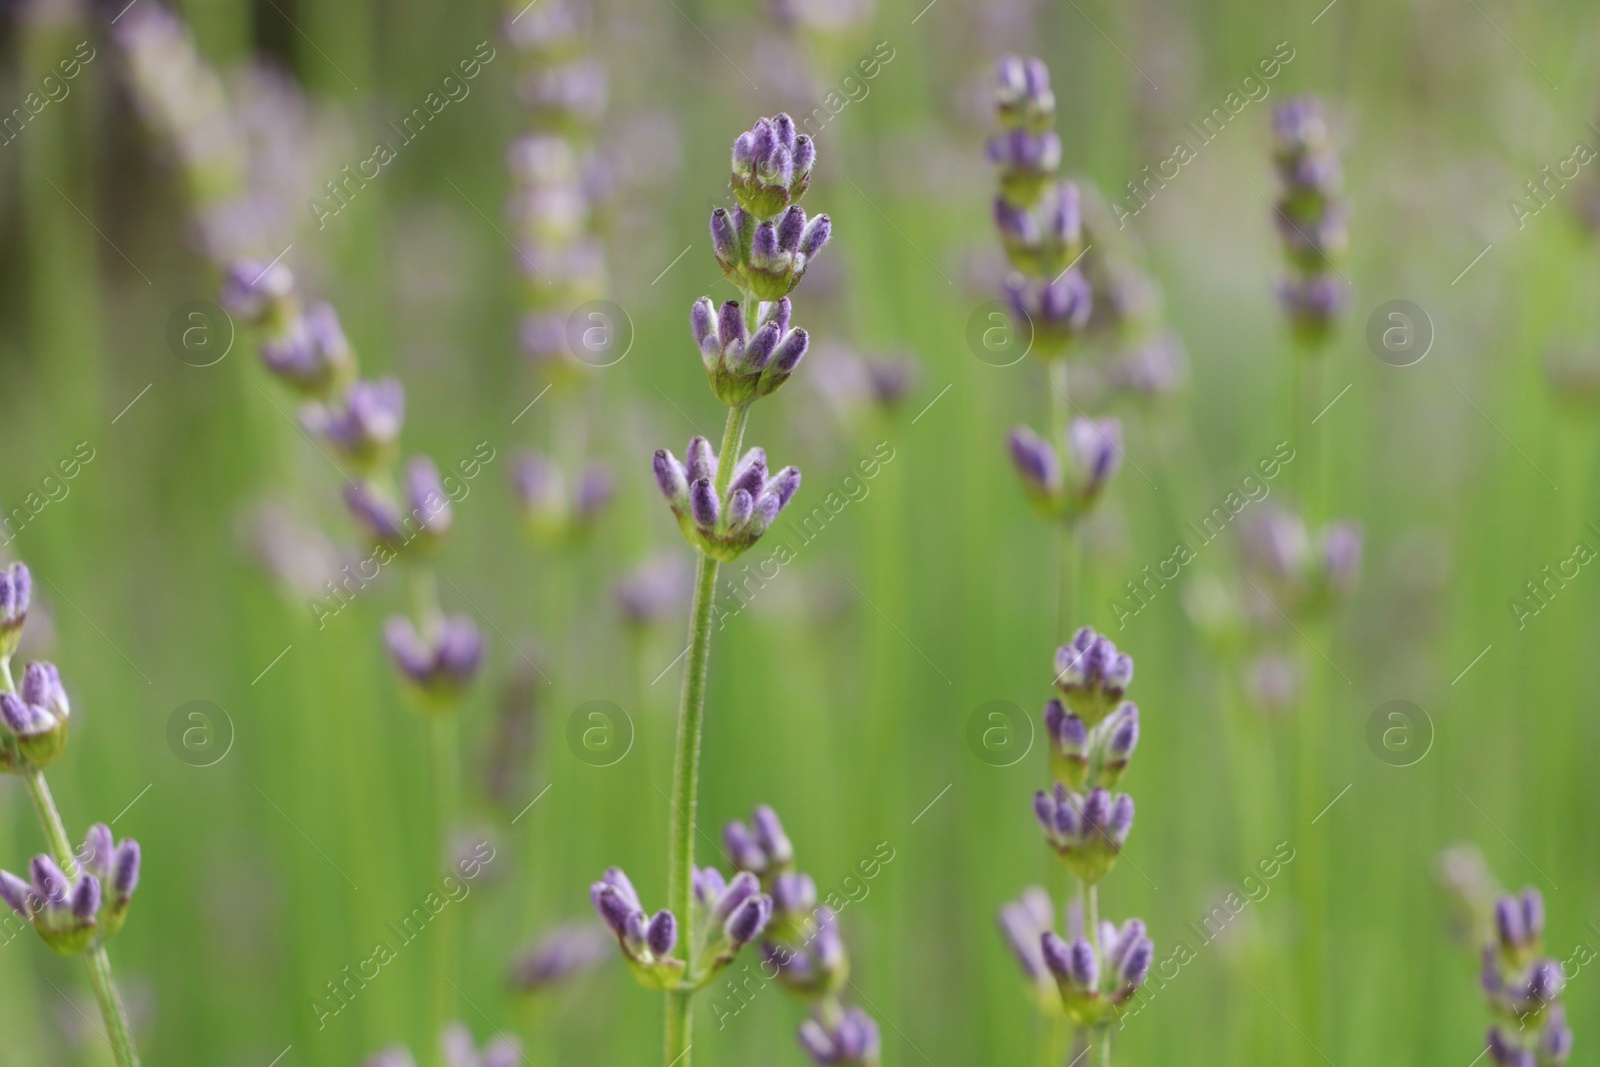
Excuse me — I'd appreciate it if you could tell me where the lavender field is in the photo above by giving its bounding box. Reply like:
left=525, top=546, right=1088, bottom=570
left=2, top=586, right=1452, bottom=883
left=0, top=0, right=1593, bottom=1065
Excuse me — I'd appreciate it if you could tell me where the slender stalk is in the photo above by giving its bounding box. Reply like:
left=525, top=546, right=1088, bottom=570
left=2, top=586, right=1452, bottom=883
left=664, top=403, right=749, bottom=1067
left=21, top=770, right=141, bottom=1067
left=429, top=713, right=460, bottom=1067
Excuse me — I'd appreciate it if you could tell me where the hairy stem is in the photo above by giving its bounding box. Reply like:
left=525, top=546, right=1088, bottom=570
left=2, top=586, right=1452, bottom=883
left=665, top=403, right=747, bottom=1067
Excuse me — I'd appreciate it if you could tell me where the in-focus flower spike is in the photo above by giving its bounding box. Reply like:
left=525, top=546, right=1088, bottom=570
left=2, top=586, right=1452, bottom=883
left=0, top=660, right=71, bottom=769
left=1054, top=626, right=1134, bottom=726
left=384, top=615, right=484, bottom=709
left=730, top=114, right=815, bottom=220
left=511, top=451, right=614, bottom=543
left=652, top=440, right=801, bottom=562
left=259, top=300, right=355, bottom=398
left=693, top=296, right=812, bottom=404
left=590, top=866, right=686, bottom=990
left=0, top=561, right=31, bottom=659
left=300, top=377, right=405, bottom=473
left=1034, top=783, right=1134, bottom=884
left=797, top=1005, right=881, bottom=1066
left=508, top=921, right=612, bottom=993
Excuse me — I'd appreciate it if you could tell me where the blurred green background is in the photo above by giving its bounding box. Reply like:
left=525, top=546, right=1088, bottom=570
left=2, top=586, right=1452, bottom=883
left=0, top=0, right=1596, bottom=1063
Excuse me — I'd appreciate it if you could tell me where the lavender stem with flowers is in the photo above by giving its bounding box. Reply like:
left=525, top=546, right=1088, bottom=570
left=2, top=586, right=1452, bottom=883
left=989, top=57, right=1115, bottom=630
left=591, top=113, right=826, bottom=1067
left=0, top=565, right=144, bottom=1066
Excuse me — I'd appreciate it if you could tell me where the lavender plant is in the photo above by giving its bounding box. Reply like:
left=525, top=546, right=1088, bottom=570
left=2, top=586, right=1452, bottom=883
left=723, top=805, right=882, bottom=1065
left=990, top=57, right=1122, bottom=625
left=1002, top=627, right=1151, bottom=1067
left=0, top=564, right=144, bottom=1066
left=591, top=113, right=826, bottom=1067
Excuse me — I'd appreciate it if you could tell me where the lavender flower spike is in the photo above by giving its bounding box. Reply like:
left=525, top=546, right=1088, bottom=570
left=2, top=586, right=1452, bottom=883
left=7, top=843, right=130, bottom=956
left=652, top=439, right=801, bottom=562
left=384, top=615, right=484, bottom=709
left=1035, top=783, right=1133, bottom=884
left=693, top=295, right=813, bottom=404
left=731, top=113, right=816, bottom=221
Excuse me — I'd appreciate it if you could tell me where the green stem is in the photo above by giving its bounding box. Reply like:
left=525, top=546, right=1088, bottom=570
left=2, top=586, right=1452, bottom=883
left=21, top=770, right=141, bottom=1066
left=429, top=714, right=460, bottom=1067
left=664, top=403, right=748, bottom=1067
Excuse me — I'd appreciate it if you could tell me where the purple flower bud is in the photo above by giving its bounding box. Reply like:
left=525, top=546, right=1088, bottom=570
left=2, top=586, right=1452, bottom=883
left=710, top=209, right=738, bottom=268
left=726, top=489, right=755, bottom=530
left=732, top=132, right=757, bottom=175
left=654, top=450, right=690, bottom=508
left=1107, top=704, right=1140, bottom=760
left=646, top=909, right=677, bottom=957
left=1542, top=1011, right=1573, bottom=1064
left=793, top=135, right=816, bottom=176
left=220, top=257, right=295, bottom=322
left=690, top=478, right=720, bottom=531
left=767, top=466, right=802, bottom=508
left=693, top=865, right=727, bottom=909
left=691, top=296, right=719, bottom=354
left=1520, top=888, right=1545, bottom=943
left=772, top=872, right=817, bottom=915
left=1081, top=788, right=1112, bottom=831
left=713, top=871, right=762, bottom=926
left=405, top=456, right=452, bottom=539
left=71, top=872, right=101, bottom=921
left=1495, top=896, right=1526, bottom=951
left=773, top=113, right=796, bottom=150
left=509, top=922, right=612, bottom=991
left=777, top=206, right=806, bottom=253
left=744, top=322, right=781, bottom=372
left=0, top=692, right=38, bottom=735
left=799, top=214, right=831, bottom=258
left=383, top=616, right=483, bottom=698
left=83, top=824, right=114, bottom=879
left=1068, top=417, right=1123, bottom=490
left=771, top=328, right=809, bottom=375
left=1108, top=795, right=1135, bottom=846
left=752, top=806, right=793, bottom=865
left=1118, top=935, right=1152, bottom=987
left=1067, top=936, right=1098, bottom=989
left=591, top=884, right=637, bottom=938
left=111, top=841, right=140, bottom=899
left=686, top=436, right=717, bottom=483
left=1009, top=426, right=1062, bottom=498
left=752, top=222, right=781, bottom=266
left=730, top=449, right=768, bottom=499
left=30, top=856, right=68, bottom=906
left=725, top=893, right=772, bottom=946
left=0, top=870, right=34, bottom=918
left=1322, top=522, right=1363, bottom=595
left=761, top=297, right=793, bottom=333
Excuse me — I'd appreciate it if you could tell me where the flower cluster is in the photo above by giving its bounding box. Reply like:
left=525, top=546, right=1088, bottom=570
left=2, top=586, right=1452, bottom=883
left=1240, top=506, right=1362, bottom=621
left=724, top=806, right=881, bottom=1067
left=590, top=863, right=772, bottom=992
left=1008, top=417, right=1124, bottom=522
left=653, top=440, right=802, bottom=562
left=508, top=921, right=611, bottom=993
left=988, top=56, right=1089, bottom=356
left=1271, top=97, right=1348, bottom=347
left=0, top=824, right=141, bottom=956
left=505, top=0, right=609, bottom=377
left=647, top=114, right=828, bottom=558
left=1480, top=888, right=1572, bottom=1067
left=222, top=260, right=483, bottom=707
left=1002, top=626, right=1152, bottom=1037
left=0, top=561, right=143, bottom=986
